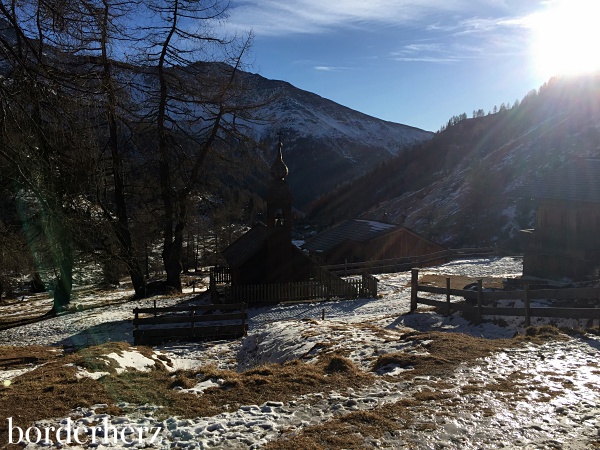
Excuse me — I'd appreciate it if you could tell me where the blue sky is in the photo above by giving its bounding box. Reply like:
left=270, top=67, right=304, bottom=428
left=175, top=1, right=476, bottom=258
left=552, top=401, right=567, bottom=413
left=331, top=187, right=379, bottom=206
left=224, top=0, right=597, bottom=132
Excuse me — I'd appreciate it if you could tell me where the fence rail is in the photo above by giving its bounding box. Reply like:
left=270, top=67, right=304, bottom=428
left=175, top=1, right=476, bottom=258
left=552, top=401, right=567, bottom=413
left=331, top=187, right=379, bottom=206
left=133, top=303, right=247, bottom=345
left=324, top=248, right=496, bottom=275
left=410, top=269, right=600, bottom=325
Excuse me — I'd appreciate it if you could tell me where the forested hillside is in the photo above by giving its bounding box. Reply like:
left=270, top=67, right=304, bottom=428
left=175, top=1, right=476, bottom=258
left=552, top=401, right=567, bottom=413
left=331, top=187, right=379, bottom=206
left=308, top=74, right=600, bottom=248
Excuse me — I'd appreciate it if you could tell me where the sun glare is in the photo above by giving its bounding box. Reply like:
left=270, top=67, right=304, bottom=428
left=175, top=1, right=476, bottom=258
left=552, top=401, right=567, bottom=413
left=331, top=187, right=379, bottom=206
left=531, top=0, right=600, bottom=79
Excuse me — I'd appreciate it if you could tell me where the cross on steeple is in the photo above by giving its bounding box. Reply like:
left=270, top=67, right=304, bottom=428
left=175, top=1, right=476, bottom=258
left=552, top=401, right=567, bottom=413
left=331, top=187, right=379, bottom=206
left=270, top=131, right=288, bottom=181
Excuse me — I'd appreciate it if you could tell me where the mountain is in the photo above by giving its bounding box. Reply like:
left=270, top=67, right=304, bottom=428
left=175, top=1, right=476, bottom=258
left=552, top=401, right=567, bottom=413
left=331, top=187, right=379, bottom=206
left=161, top=61, right=433, bottom=209
left=231, top=70, right=434, bottom=208
left=308, top=73, right=600, bottom=249
left=0, top=16, right=433, bottom=214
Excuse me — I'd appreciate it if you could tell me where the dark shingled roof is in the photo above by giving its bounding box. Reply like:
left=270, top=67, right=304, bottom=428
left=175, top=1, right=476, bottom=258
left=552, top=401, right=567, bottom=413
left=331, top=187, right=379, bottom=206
left=530, top=158, right=600, bottom=203
left=221, top=223, right=267, bottom=269
left=302, top=219, right=398, bottom=253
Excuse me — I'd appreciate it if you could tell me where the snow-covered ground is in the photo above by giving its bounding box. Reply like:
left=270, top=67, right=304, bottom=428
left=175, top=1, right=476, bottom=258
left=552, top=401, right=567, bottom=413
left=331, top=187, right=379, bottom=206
left=1, top=257, right=600, bottom=449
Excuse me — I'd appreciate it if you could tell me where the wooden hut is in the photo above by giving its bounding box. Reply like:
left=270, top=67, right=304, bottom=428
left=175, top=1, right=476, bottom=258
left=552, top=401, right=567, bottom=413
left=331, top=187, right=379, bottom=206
left=520, top=158, right=600, bottom=280
left=302, top=219, right=445, bottom=266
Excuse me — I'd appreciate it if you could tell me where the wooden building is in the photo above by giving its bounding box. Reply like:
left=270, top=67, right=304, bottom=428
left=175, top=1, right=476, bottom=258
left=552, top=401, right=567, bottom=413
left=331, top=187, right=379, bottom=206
left=302, top=219, right=445, bottom=266
left=221, top=139, right=313, bottom=286
left=520, top=158, right=600, bottom=280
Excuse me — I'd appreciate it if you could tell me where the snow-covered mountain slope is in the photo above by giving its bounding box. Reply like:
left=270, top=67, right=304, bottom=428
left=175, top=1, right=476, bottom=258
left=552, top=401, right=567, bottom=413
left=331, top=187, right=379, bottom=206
left=233, top=71, right=433, bottom=207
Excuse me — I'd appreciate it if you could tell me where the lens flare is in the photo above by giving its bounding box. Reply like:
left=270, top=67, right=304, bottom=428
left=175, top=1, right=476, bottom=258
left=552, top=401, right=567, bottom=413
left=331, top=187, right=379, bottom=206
left=530, top=0, right=600, bottom=79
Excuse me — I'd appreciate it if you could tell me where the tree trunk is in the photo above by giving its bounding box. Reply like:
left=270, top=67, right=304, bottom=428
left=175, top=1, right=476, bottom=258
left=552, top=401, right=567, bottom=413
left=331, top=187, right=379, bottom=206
left=161, top=203, right=186, bottom=292
left=100, top=1, right=146, bottom=298
left=48, top=225, right=74, bottom=314
left=156, top=0, right=183, bottom=292
left=53, top=270, right=72, bottom=312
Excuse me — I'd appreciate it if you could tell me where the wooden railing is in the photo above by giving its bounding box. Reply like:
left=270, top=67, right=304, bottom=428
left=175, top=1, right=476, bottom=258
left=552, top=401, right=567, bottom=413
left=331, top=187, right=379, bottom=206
left=324, top=248, right=496, bottom=275
left=133, top=303, right=247, bottom=345
left=224, top=274, right=377, bottom=306
left=410, top=269, right=600, bottom=326
left=210, top=266, right=231, bottom=285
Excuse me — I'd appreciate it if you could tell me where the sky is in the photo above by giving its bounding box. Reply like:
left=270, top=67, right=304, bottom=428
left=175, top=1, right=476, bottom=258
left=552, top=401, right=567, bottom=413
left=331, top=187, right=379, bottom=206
left=224, top=0, right=600, bottom=132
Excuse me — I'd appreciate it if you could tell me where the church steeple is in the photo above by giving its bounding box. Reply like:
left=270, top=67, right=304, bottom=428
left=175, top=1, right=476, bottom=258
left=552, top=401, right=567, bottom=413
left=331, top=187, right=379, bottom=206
left=270, top=134, right=288, bottom=181
left=266, top=134, right=293, bottom=283
left=267, top=134, right=292, bottom=231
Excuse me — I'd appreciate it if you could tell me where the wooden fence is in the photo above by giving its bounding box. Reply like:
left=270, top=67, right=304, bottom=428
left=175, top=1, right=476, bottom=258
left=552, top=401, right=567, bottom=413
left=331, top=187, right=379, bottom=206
left=310, top=263, right=361, bottom=298
left=410, top=269, right=600, bottom=326
left=224, top=273, right=378, bottom=306
left=324, top=247, right=496, bottom=276
left=133, top=303, right=247, bottom=345
left=209, top=266, right=231, bottom=286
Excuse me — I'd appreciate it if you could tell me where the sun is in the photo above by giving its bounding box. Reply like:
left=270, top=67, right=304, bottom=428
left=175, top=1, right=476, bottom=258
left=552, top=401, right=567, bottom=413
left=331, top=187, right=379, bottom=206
left=530, top=0, right=600, bottom=79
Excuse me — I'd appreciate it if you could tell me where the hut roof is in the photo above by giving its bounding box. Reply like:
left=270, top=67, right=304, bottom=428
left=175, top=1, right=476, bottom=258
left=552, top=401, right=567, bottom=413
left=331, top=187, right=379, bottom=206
left=221, top=223, right=267, bottom=269
left=302, top=219, right=398, bottom=253
left=530, top=158, right=600, bottom=203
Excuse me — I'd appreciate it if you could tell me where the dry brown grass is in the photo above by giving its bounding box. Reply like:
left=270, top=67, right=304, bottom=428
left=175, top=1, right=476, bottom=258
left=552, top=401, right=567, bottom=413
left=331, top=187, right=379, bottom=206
left=519, top=324, right=567, bottom=341
left=417, top=274, right=506, bottom=290
left=265, top=410, right=399, bottom=450
left=0, top=345, right=62, bottom=370
left=0, top=323, right=574, bottom=450
left=371, top=331, right=517, bottom=379
left=97, top=351, right=371, bottom=420
left=0, top=342, right=373, bottom=445
left=0, top=342, right=162, bottom=445
left=0, top=360, right=114, bottom=449
left=268, top=330, right=537, bottom=449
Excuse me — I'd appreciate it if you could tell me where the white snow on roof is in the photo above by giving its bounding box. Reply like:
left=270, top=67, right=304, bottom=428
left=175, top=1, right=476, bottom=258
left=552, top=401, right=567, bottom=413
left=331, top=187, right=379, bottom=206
left=355, top=219, right=396, bottom=232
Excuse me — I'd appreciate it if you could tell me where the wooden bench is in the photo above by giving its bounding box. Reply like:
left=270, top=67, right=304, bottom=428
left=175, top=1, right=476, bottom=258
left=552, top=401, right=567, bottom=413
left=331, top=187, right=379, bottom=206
left=133, top=303, right=247, bottom=345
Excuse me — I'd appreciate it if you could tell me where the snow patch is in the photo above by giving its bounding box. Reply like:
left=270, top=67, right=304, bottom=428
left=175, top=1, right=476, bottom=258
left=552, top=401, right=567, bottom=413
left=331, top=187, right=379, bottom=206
left=0, top=367, right=36, bottom=382
left=104, top=350, right=156, bottom=374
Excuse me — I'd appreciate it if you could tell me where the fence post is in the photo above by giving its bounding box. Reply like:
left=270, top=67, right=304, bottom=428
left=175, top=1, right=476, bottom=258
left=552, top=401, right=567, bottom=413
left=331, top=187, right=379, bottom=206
left=191, top=309, right=196, bottom=338
left=209, top=268, right=215, bottom=292
left=446, top=277, right=451, bottom=315
left=477, top=279, right=483, bottom=323
left=241, top=303, right=247, bottom=334
left=373, top=275, right=378, bottom=298
left=133, top=308, right=139, bottom=345
left=410, top=269, right=419, bottom=312
left=524, top=284, right=531, bottom=327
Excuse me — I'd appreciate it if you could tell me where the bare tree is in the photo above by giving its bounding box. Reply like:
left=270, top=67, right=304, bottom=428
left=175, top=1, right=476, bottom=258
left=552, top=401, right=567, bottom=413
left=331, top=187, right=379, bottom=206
left=92, top=0, right=148, bottom=296
left=139, top=0, right=254, bottom=291
left=0, top=0, right=125, bottom=309
left=0, top=0, right=262, bottom=300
